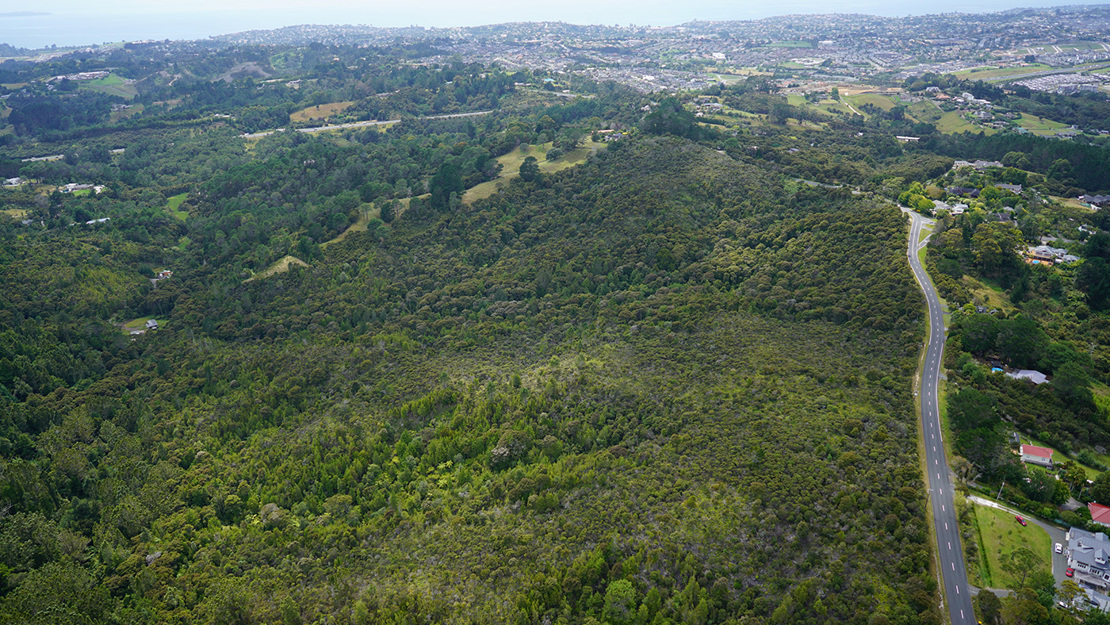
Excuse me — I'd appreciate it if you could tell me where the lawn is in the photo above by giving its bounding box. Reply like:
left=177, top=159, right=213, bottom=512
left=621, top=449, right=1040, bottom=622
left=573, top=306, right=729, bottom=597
left=2, top=208, right=28, bottom=219
left=290, top=101, right=356, bottom=123
left=166, top=193, right=189, bottom=221
left=969, top=503, right=1052, bottom=589
left=462, top=140, right=607, bottom=204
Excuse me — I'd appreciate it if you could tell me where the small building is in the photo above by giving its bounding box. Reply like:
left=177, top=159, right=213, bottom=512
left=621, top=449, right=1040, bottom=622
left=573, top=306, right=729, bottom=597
left=146, top=319, right=158, bottom=331
left=1020, top=444, right=1054, bottom=468
left=1091, top=503, right=1110, bottom=528
left=1009, top=369, right=1049, bottom=385
left=996, top=183, right=1023, bottom=194
left=3, top=177, right=24, bottom=187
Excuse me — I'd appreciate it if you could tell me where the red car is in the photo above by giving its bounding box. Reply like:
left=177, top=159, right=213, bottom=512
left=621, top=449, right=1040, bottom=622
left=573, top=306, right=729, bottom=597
left=1015, top=515, right=1027, bottom=526
left=1066, top=568, right=1075, bottom=577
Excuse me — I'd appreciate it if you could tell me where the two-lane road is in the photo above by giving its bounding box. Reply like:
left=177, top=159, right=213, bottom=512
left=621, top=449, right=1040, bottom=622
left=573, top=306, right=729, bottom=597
left=904, top=209, right=976, bottom=625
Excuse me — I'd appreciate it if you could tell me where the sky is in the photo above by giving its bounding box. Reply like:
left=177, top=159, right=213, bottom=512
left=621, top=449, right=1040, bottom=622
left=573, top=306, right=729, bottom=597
left=2, top=0, right=1107, bottom=49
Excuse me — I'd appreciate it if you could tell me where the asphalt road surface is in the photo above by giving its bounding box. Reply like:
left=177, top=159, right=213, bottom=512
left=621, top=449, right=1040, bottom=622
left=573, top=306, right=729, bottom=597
left=904, top=209, right=977, bottom=625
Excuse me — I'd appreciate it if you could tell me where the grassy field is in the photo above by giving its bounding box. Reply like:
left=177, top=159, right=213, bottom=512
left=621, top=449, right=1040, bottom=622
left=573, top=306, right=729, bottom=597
left=109, top=103, right=143, bottom=122
left=1094, top=383, right=1110, bottom=416
left=961, top=275, right=1013, bottom=312
left=120, top=316, right=157, bottom=334
left=937, top=111, right=993, bottom=135
left=705, top=71, right=770, bottom=83
left=1014, top=113, right=1069, bottom=136
left=290, top=101, right=356, bottom=123
left=81, top=73, right=137, bottom=99
left=906, top=101, right=944, bottom=124
left=847, top=93, right=899, bottom=111
left=246, top=255, right=310, bottom=282
left=766, top=41, right=813, bottom=48
left=953, top=64, right=1052, bottom=80
left=785, top=94, right=807, bottom=106
left=969, top=503, right=1052, bottom=589
left=462, top=140, right=607, bottom=204
left=0, top=105, right=10, bottom=119
left=320, top=203, right=385, bottom=248
left=2, top=208, right=28, bottom=219
left=816, top=100, right=852, bottom=116
left=166, top=193, right=189, bottom=221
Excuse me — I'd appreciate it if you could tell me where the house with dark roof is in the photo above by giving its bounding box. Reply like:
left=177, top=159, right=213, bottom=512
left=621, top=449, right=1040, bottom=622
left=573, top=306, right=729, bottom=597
left=947, top=186, right=980, bottom=198
left=1080, top=195, right=1110, bottom=208
left=1019, top=444, right=1054, bottom=467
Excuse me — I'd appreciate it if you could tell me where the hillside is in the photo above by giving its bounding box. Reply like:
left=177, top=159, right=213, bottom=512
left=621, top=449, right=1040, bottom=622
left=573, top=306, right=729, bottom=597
left=0, top=135, right=930, bottom=624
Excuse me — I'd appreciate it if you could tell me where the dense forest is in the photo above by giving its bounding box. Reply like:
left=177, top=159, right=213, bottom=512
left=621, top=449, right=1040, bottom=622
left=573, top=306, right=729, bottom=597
left=5, top=35, right=1110, bottom=624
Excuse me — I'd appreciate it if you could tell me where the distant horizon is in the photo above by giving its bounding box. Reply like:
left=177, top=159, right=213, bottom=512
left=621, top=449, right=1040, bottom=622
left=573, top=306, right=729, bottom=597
left=2, top=1, right=1109, bottom=50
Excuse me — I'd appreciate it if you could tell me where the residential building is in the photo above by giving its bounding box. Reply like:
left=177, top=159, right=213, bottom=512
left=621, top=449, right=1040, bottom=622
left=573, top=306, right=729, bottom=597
left=1019, top=444, right=1054, bottom=467
left=1091, top=503, right=1110, bottom=528
left=1009, top=370, right=1049, bottom=385
left=1067, top=528, right=1110, bottom=597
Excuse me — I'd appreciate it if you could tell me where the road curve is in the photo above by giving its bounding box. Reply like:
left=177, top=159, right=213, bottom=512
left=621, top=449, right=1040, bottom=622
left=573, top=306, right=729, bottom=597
left=904, top=209, right=976, bottom=625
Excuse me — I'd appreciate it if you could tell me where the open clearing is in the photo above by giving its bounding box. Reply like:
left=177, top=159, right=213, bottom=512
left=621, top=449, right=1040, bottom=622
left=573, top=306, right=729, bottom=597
left=1015, top=112, right=1068, bottom=136
left=120, top=316, right=156, bottom=334
left=2, top=209, right=28, bottom=219
left=953, top=64, right=1052, bottom=80
left=291, top=101, right=356, bottom=123
left=166, top=193, right=189, bottom=221
left=961, top=275, right=1013, bottom=311
left=247, top=255, right=310, bottom=282
left=462, top=140, right=607, bottom=204
left=847, top=93, right=899, bottom=111
left=968, top=503, right=1051, bottom=589
left=82, top=73, right=137, bottom=99
left=907, top=101, right=943, bottom=124
left=109, top=103, right=144, bottom=122
left=937, top=110, right=993, bottom=135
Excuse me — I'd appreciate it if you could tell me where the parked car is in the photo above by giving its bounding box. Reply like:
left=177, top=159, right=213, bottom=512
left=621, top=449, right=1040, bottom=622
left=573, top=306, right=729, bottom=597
left=1066, top=568, right=1075, bottom=577
left=1016, top=515, right=1027, bottom=526
left=1056, top=543, right=1063, bottom=554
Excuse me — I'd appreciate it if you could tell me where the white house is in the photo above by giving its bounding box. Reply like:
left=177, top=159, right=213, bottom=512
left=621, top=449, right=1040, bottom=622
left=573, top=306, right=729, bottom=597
left=1020, top=444, right=1054, bottom=468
